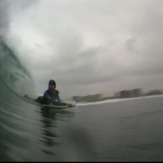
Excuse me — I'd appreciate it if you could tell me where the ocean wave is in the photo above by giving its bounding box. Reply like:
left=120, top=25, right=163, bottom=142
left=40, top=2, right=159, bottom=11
left=0, top=36, right=34, bottom=101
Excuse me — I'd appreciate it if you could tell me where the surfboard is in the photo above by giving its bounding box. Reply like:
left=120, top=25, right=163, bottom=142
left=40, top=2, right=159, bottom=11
left=41, top=104, right=75, bottom=109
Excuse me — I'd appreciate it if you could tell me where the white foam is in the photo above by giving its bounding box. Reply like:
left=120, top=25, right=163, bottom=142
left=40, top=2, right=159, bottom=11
left=76, top=94, right=163, bottom=106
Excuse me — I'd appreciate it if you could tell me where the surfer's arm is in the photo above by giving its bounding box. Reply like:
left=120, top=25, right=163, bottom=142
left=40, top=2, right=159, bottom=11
left=55, top=90, right=73, bottom=107
left=43, top=90, right=52, bottom=104
left=56, top=90, right=61, bottom=103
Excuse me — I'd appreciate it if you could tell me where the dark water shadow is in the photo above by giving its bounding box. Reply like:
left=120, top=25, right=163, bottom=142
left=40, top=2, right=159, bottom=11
left=39, top=107, right=74, bottom=156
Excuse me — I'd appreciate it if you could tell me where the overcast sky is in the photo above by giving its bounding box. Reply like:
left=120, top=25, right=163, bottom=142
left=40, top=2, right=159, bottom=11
left=1, top=0, right=163, bottom=98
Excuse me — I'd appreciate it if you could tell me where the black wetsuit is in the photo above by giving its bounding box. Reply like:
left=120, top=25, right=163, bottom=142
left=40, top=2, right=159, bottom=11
left=42, top=89, right=61, bottom=104
left=35, top=89, right=68, bottom=106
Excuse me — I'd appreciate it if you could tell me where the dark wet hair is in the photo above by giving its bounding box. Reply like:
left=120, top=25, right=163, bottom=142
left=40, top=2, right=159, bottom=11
left=49, top=80, right=56, bottom=86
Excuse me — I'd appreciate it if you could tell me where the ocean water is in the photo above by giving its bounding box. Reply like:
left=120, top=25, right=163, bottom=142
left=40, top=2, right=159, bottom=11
left=1, top=37, right=163, bottom=161
left=1, top=95, right=163, bottom=161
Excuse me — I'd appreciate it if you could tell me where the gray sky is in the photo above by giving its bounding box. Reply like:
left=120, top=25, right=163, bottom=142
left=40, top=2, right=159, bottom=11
left=2, top=0, right=163, bottom=98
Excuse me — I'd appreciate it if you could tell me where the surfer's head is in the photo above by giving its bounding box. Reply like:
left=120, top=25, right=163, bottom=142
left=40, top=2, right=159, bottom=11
left=48, top=79, right=56, bottom=90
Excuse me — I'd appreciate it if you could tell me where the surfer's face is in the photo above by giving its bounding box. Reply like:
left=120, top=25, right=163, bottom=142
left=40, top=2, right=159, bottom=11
left=49, top=84, right=56, bottom=91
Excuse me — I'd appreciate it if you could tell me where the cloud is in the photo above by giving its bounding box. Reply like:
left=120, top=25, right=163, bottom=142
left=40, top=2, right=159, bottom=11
left=3, top=0, right=163, bottom=98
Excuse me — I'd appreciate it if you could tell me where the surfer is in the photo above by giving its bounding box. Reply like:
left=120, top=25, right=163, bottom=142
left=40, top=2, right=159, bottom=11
left=36, top=80, right=73, bottom=107
left=42, top=80, right=61, bottom=104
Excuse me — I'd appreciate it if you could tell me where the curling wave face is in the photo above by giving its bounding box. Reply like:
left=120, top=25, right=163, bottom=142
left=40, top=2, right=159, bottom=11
left=0, top=37, right=34, bottom=99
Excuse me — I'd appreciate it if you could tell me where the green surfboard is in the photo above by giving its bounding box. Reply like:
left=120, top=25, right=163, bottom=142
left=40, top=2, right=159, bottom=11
left=41, top=104, right=75, bottom=109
